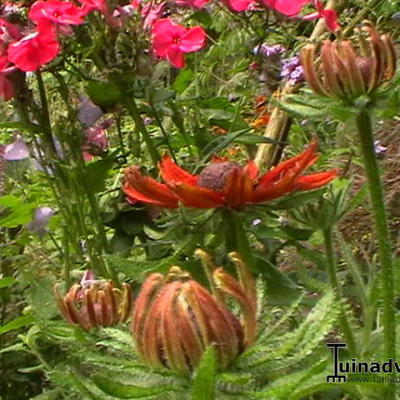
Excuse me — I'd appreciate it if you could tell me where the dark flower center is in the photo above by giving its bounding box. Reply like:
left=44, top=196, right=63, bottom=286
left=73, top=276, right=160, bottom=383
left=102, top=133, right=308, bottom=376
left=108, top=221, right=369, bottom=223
left=197, top=162, right=241, bottom=191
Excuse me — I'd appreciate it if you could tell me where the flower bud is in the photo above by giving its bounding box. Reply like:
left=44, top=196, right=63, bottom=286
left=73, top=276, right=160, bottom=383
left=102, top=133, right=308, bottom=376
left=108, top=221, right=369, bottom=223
left=54, top=270, right=132, bottom=331
left=132, top=252, right=257, bottom=375
left=300, top=21, right=397, bottom=101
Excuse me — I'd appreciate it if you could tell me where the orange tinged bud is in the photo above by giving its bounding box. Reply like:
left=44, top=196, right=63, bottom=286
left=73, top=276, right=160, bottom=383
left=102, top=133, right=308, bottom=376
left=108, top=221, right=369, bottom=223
left=300, top=21, right=397, bottom=101
left=132, top=252, right=257, bottom=375
left=54, top=270, right=132, bottom=331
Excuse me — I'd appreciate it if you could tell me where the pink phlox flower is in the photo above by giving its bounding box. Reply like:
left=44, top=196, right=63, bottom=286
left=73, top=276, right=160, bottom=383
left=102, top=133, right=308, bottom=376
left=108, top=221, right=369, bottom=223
left=152, top=18, right=206, bottom=68
left=0, top=18, right=22, bottom=42
left=0, top=55, right=17, bottom=100
left=172, top=0, right=210, bottom=10
left=82, top=121, right=109, bottom=161
left=7, top=22, right=60, bottom=72
left=142, top=2, right=165, bottom=30
left=29, top=0, right=86, bottom=25
left=223, top=0, right=256, bottom=12
left=263, top=0, right=339, bottom=31
left=78, top=0, right=107, bottom=14
left=262, top=0, right=310, bottom=17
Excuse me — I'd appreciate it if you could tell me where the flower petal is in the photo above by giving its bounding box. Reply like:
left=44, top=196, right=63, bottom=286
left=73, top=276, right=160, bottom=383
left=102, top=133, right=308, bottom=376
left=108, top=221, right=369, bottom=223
left=293, top=169, right=338, bottom=190
left=124, top=167, right=179, bottom=208
left=170, top=182, right=224, bottom=208
left=180, top=26, right=206, bottom=53
left=258, top=141, right=318, bottom=187
left=160, top=155, right=197, bottom=185
left=166, top=46, right=185, bottom=68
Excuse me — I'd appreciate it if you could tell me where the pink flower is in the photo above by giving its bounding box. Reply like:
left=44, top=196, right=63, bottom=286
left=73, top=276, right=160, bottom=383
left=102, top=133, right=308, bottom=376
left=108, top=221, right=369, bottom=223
left=141, top=2, right=164, bottom=29
left=152, top=18, right=206, bottom=68
left=7, top=23, right=60, bottom=72
left=29, top=0, right=86, bottom=25
left=263, top=0, right=310, bottom=17
left=223, top=0, right=255, bottom=11
left=0, top=56, right=17, bottom=100
left=78, top=0, right=106, bottom=14
left=82, top=121, right=109, bottom=161
left=263, top=0, right=339, bottom=32
left=0, top=18, right=22, bottom=42
left=172, top=0, right=210, bottom=9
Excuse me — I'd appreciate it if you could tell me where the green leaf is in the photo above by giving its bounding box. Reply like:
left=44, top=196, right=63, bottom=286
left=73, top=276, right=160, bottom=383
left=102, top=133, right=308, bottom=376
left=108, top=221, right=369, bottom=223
left=87, top=81, right=122, bottom=110
left=271, top=189, right=325, bottom=210
left=0, top=315, right=35, bottom=335
left=106, top=255, right=177, bottom=279
left=0, top=277, right=16, bottom=289
left=84, top=157, right=114, bottom=193
left=93, top=376, right=178, bottom=399
left=191, top=347, right=216, bottom=400
left=173, top=69, right=194, bottom=94
left=150, top=89, right=175, bottom=103
left=234, top=134, right=277, bottom=145
left=0, top=195, right=36, bottom=228
left=271, top=97, right=327, bottom=119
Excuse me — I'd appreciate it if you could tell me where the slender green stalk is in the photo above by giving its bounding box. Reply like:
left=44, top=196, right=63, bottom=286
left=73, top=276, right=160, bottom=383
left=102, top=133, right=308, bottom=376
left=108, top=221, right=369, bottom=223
left=355, top=107, right=395, bottom=397
left=323, top=228, right=357, bottom=355
left=36, top=71, right=58, bottom=156
left=124, top=97, right=160, bottom=169
left=223, top=210, right=256, bottom=273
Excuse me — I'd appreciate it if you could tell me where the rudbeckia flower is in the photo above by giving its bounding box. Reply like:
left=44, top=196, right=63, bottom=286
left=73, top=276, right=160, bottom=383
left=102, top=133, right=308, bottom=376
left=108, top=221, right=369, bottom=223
left=151, top=18, right=206, bottom=68
left=123, top=141, right=337, bottom=210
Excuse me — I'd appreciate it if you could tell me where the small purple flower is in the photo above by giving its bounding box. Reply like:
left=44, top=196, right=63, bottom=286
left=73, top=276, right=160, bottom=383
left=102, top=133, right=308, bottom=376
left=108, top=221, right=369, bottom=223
left=27, top=207, right=55, bottom=237
left=2, top=136, right=30, bottom=161
left=281, top=56, right=304, bottom=85
left=253, top=44, right=286, bottom=58
left=374, top=140, right=387, bottom=156
left=78, top=96, right=103, bottom=127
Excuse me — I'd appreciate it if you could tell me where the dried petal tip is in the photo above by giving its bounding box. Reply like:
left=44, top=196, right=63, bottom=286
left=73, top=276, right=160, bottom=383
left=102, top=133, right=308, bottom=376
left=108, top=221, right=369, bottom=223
left=301, top=22, right=397, bottom=101
left=54, top=271, right=132, bottom=331
left=132, top=254, right=258, bottom=375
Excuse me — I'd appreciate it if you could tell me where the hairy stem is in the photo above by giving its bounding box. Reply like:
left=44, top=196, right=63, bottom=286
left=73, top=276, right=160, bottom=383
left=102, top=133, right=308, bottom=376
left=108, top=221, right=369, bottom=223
left=355, top=107, right=395, bottom=398
left=323, top=228, right=357, bottom=355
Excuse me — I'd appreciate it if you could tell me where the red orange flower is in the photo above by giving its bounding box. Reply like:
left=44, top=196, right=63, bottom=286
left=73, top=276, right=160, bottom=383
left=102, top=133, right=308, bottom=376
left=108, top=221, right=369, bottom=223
left=123, top=141, right=337, bottom=210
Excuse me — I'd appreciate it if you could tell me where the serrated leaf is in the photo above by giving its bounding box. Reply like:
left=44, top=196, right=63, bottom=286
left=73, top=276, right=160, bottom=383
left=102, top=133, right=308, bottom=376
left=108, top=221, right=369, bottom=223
left=271, top=189, right=325, bottom=210
left=272, top=98, right=327, bottom=119
left=93, top=376, right=178, bottom=399
left=191, top=347, right=216, bottom=400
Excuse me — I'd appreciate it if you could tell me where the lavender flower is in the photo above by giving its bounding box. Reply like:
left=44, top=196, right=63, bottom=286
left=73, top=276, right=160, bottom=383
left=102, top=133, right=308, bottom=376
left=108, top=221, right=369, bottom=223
left=374, top=140, right=387, bottom=156
left=253, top=44, right=286, bottom=58
left=78, top=96, right=103, bottom=127
left=280, top=56, right=304, bottom=85
left=2, top=136, right=30, bottom=161
left=27, top=207, right=55, bottom=237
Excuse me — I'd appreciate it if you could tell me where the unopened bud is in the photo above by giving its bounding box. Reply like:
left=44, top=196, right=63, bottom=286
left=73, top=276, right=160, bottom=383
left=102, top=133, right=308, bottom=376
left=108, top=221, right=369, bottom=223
left=300, top=22, right=397, bottom=101
left=54, top=271, right=132, bottom=331
left=132, top=252, right=257, bottom=376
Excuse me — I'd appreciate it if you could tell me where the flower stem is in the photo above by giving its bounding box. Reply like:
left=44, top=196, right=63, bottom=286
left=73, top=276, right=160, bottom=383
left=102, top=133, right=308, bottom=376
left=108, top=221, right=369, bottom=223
left=223, top=210, right=256, bottom=273
left=123, top=97, right=160, bottom=169
left=355, top=107, right=395, bottom=396
left=323, top=228, right=357, bottom=355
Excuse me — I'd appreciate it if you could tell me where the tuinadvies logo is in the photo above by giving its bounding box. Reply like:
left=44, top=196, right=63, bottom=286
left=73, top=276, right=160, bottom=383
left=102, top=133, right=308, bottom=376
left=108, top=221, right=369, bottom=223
left=327, top=343, right=400, bottom=384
